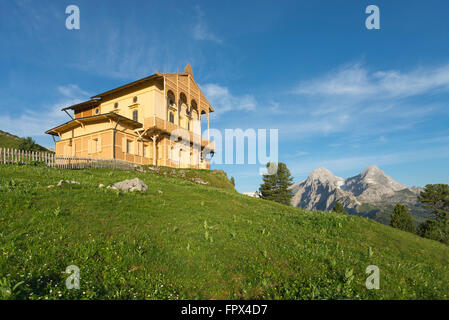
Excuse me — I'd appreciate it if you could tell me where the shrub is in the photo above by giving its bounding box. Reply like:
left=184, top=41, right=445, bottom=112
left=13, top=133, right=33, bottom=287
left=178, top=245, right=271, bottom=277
left=332, top=202, right=346, bottom=214
left=390, top=203, right=416, bottom=233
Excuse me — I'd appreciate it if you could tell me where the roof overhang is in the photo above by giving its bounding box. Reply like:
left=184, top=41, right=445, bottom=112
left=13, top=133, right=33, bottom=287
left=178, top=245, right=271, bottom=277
left=61, top=99, right=101, bottom=112
left=45, top=112, right=142, bottom=136
left=61, top=67, right=214, bottom=114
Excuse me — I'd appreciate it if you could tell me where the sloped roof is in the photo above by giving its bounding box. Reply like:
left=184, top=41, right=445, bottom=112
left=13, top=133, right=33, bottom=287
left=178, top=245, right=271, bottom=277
left=45, top=112, right=142, bottom=136
left=61, top=99, right=100, bottom=112
left=61, top=64, right=214, bottom=113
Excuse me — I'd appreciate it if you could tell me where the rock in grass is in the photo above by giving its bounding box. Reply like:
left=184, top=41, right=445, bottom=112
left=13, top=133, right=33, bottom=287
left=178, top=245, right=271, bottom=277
left=99, top=184, right=104, bottom=188
left=192, top=178, right=209, bottom=185
left=112, top=178, right=148, bottom=192
left=56, top=179, right=80, bottom=187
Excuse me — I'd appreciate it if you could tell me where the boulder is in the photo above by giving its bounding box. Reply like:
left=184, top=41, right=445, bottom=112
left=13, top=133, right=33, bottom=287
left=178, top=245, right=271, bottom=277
left=112, top=178, right=148, bottom=192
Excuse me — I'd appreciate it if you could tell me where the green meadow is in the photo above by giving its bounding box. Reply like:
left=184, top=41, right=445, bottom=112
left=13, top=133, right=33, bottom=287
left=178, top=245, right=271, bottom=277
left=0, top=164, right=448, bottom=300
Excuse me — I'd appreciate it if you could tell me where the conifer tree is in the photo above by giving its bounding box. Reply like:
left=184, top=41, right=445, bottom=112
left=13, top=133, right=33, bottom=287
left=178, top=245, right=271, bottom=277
left=390, top=203, right=416, bottom=233
left=259, top=162, right=294, bottom=205
left=332, top=201, right=346, bottom=214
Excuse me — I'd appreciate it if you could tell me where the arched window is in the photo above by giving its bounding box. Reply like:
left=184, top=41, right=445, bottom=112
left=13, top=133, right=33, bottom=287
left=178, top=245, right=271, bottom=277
left=169, top=112, right=174, bottom=123
left=133, top=96, right=138, bottom=103
left=191, top=100, right=198, bottom=112
left=167, top=91, right=176, bottom=108
left=132, top=110, right=138, bottom=122
left=180, top=93, right=187, bottom=106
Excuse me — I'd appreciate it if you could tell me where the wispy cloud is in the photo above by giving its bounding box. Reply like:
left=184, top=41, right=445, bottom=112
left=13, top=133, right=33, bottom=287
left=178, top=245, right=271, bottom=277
left=7, top=0, right=61, bottom=35
left=202, top=84, right=256, bottom=116
left=57, top=84, right=89, bottom=100
left=289, top=146, right=449, bottom=179
left=192, top=5, right=223, bottom=44
left=294, top=62, right=449, bottom=98
left=272, top=62, right=449, bottom=142
left=75, top=26, right=166, bottom=80
left=0, top=84, right=88, bottom=138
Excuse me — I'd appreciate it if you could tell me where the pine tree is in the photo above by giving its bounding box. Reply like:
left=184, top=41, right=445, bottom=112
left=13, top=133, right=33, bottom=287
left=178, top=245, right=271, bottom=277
left=390, top=203, right=416, bottom=233
left=230, top=176, right=235, bottom=187
left=259, top=162, right=294, bottom=205
left=332, top=201, right=346, bottom=214
left=418, top=184, right=449, bottom=220
left=417, top=184, right=449, bottom=244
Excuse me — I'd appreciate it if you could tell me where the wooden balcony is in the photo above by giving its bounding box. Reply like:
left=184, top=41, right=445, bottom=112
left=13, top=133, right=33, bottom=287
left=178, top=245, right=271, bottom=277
left=143, top=116, right=214, bottom=150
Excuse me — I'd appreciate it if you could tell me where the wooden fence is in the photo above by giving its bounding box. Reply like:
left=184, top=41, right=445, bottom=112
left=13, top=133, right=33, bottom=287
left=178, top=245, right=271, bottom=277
left=0, top=148, right=137, bottom=171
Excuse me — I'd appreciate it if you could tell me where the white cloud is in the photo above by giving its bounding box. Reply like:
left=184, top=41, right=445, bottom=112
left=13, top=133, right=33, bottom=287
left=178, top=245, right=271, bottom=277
left=274, top=61, right=449, bottom=143
left=289, top=146, right=449, bottom=178
left=294, top=62, right=449, bottom=98
left=0, top=84, right=88, bottom=138
left=202, top=83, right=256, bottom=115
left=192, top=5, right=223, bottom=44
left=57, top=84, right=90, bottom=99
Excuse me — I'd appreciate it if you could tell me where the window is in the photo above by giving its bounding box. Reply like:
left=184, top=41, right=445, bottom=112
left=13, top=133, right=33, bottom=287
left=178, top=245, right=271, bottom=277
left=132, top=110, right=138, bottom=122
left=133, top=96, right=138, bottom=103
left=169, top=112, right=174, bottom=123
left=126, top=140, right=132, bottom=154
left=91, top=138, right=101, bottom=153
left=114, top=102, right=119, bottom=109
left=95, top=107, right=100, bottom=115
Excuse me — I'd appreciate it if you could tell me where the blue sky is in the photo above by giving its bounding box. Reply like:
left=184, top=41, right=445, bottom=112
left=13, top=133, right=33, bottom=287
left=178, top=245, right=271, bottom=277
left=1, top=0, right=449, bottom=192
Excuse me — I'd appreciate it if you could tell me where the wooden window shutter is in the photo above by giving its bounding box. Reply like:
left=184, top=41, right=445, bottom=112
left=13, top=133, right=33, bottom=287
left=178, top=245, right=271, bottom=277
left=88, top=139, right=92, bottom=154
left=122, top=137, right=126, bottom=153
left=98, top=137, right=102, bottom=153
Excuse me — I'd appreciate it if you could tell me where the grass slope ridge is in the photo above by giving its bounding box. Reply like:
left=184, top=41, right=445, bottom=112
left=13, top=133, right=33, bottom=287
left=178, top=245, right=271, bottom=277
left=0, top=130, right=49, bottom=151
left=0, top=165, right=448, bottom=300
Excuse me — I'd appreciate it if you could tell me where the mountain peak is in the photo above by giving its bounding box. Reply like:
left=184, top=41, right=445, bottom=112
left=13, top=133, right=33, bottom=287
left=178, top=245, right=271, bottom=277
left=291, top=165, right=412, bottom=212
left=361, top=165, right=384, bottom=176
left=308, top=167, right=336, bottom=181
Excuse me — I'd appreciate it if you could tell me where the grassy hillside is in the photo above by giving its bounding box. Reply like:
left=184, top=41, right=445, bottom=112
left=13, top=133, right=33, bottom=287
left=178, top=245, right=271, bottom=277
left=0, top=130, right=49, bottom=151
left=1, top=164, right=449, bottom=300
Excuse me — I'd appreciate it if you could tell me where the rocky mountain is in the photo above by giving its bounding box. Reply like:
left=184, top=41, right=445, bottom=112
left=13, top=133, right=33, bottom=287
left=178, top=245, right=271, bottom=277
left=290, top=165, right=430, bottom=224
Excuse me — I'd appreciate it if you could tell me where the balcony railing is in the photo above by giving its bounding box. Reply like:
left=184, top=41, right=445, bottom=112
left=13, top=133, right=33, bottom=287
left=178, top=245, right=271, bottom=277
left=143, top=116, right=214, bottom=150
